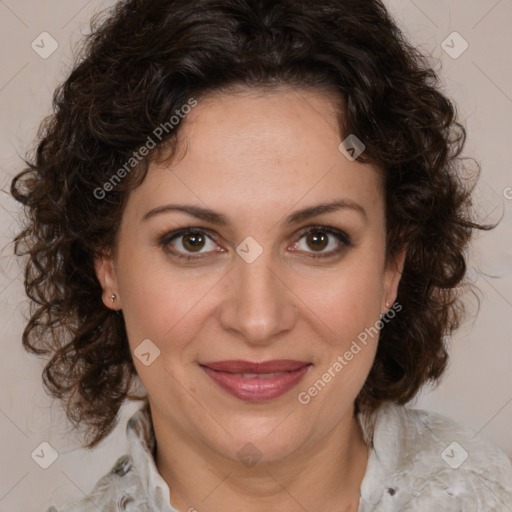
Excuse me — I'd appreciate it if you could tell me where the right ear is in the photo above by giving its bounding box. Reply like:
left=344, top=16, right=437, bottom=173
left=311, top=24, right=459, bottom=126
left=94, top=250, right=122, bottom=310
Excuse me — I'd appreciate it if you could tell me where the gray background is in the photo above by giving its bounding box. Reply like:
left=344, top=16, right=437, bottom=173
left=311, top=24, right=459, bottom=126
left=1, top=1, right=511, bottom=511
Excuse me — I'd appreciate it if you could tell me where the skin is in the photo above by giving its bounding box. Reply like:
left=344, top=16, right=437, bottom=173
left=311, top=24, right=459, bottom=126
left=95, top=85, right=406, bottom=512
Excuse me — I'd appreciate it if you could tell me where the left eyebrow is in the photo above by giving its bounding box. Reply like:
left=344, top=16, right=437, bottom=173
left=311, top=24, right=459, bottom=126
left=142, top=199, right=368, bottom=225
left=283, top=199, right=368, bottom=225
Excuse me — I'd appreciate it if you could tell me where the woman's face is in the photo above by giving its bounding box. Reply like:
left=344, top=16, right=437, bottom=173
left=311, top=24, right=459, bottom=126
left=96, top=86, right=405, bottom=464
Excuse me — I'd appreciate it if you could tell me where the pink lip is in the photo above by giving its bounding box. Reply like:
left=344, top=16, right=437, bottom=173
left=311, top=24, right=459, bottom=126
left=200, top=359, right=312, bottom=402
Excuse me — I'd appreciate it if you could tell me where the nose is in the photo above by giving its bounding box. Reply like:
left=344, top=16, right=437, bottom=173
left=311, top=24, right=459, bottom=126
left=218, top=248, right=298, bottom=346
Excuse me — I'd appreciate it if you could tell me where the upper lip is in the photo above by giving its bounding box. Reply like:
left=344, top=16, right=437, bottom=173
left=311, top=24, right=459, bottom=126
left=200, top=359, right=310, bottom=373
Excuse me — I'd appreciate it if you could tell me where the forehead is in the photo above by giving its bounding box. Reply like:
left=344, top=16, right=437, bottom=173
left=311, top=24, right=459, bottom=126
left=179, top=85, right=345, bottom=166
left=125, top=86, right=384, bottom=225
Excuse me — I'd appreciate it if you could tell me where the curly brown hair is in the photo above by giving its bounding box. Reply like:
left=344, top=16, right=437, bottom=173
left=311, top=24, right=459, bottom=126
left=11, top=0, right=494, bottom=449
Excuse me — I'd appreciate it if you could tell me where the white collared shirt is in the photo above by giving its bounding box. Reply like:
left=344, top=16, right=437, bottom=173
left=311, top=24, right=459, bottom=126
left=46, top=402, right=512, bottom=511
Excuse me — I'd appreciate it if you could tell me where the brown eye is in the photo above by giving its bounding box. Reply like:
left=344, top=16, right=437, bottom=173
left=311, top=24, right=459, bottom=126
left=159, top=225, right=351, bottom=262
left=160, top=229, right=219, bottom=259
left=305, top=230, right=329, bottom=252
left=181, top=232, right=207, bottom=252
left=292, top=226, right=351, bottom=259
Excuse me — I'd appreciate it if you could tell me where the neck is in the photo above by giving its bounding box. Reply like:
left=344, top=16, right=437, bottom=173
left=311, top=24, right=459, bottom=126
left=153, top=406, right=369, bottom=512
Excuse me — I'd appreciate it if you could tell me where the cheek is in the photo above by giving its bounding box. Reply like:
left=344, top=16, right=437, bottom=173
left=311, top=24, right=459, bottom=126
left=294, top=257, right=384, bottom=341
left=115, top=247, right=216, bottom=352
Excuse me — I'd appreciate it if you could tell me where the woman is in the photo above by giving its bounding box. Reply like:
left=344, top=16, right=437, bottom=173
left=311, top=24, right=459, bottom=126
left=11, top=0, right=512, bottom=510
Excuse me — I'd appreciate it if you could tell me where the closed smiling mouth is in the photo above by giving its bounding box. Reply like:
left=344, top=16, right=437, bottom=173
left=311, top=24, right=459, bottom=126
left=199, top=359, right=312, bottom=402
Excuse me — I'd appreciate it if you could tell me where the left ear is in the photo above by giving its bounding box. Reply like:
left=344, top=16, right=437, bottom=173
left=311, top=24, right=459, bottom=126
left=381, top=244, right=407, bottom=312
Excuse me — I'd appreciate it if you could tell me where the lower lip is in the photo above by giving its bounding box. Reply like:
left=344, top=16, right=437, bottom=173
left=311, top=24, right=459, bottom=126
left=201, top=364, right=311, bottom=402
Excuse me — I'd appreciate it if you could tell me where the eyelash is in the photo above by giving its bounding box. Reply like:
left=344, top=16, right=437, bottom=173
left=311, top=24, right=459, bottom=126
left=157, top=225, right=352, bottom=261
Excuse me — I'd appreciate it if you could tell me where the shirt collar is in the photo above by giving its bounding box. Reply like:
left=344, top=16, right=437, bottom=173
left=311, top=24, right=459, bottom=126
left=357, top=402, right=406, bottom=504
left=126, top=401, right=177, bottom=512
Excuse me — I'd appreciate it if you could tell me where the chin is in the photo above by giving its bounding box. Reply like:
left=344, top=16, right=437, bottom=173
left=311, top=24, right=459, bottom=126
left=220, top=435, right=305, bottom=468
left=206, top=415, right=310, bottom=465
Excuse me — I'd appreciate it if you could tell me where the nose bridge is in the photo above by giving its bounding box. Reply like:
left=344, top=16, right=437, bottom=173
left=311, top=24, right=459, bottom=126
left=219, top=242, right=296, bottom=344
left=239, top=247, right=278, bottom=296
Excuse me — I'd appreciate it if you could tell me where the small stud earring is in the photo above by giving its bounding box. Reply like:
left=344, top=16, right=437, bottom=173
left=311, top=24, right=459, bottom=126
left=380, top=301, right=392, bottom=319
left=111, top=294, right=117, bottom=302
